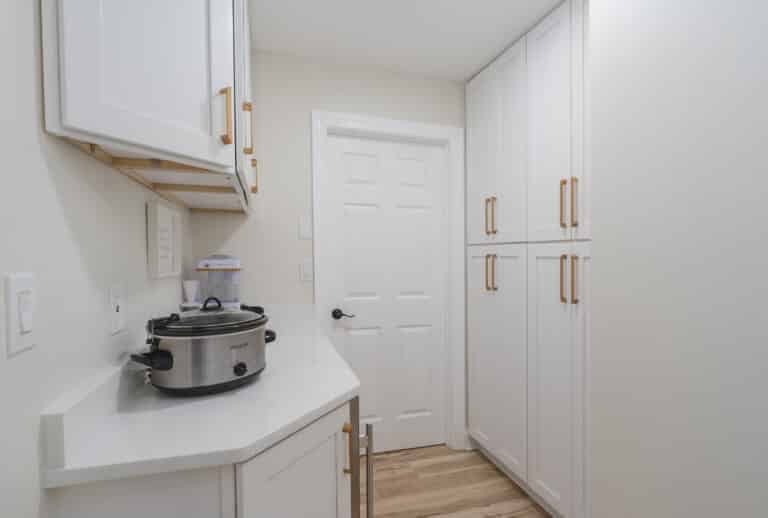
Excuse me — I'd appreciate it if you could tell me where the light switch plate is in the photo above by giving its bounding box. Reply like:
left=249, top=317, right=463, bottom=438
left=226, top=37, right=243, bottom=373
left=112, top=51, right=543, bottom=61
left=300, top=259, right=314, bottom=283
left=5, top=273, right=36, bottom=357
left=108, top=285, right=124, bottom=335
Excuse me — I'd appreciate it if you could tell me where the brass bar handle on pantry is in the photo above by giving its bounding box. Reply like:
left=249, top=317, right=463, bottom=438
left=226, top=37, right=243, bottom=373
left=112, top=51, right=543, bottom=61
left=560, top=179, right=567, bottom=229
left=484, top=198, right=491, bottom=235
left=242, top=101, right=253, bottom=154
left=570, top=177, right=579, bottom=228
left=342, top=422, right=353, bottom=475
left=571, top=255, right=579, bottom=304
left=490, top=196, right=498, bottom=235
left=484, top=254, right=491, bottom=291
left=491, top=254, right=498, bottom=291
left=219, top=86, right=233, bottom=145
left=560, top=254, right=567, bottom=303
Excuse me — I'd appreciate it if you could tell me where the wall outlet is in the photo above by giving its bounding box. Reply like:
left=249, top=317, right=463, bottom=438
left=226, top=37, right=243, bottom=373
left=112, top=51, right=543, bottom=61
left=108, top=285, right=125, bottom=335
left=5, top=273, right=36, bottom=357
left=300, top=259, right=314, bottom=283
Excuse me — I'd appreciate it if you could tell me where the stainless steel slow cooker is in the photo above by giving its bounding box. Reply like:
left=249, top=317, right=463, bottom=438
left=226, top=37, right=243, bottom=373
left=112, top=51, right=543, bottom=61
left=131, top=297, right=275, bottom=395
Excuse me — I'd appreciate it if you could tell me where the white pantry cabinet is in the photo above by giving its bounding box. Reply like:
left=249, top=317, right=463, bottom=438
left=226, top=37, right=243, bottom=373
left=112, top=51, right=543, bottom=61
left=527, top=0, right=588, bottom=241
left=466, top=40, right=528, bottom=245
left=527, top=241, right=589, bottom=518
left=234, top=0, right=258, bottom=197
left=41, top=0, right=253, bottom=212
left=237, top=404, right=352, bottom=518
left=467, top=244, right=528, bottom=482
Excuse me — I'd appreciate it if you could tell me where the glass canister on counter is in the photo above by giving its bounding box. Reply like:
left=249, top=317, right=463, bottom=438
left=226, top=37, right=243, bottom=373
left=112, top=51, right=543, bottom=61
left=196, top=254, right=242, bottom=309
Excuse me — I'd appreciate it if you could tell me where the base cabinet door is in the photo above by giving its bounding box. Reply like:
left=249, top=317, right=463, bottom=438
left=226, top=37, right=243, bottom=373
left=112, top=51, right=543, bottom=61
left=527, top=242, right=589, bottom=518
left=236, top=404, right=352, bottom=518
left=467, top=244, right=528, bottom=481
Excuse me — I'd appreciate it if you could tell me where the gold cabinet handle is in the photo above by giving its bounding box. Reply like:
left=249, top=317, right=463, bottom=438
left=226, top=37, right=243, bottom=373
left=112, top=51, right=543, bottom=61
left=342, top=422, right=353, bottom=475
left=490, top=196, right=498, bottom=235
left=484, top=198, right=490, bottom=236
left=219, top=87, right=233, bottom=145
left=571, top=255, right=579, bottom=304
left=484, top=254, right=491, bottom=291
left=570, top=177, right=579, bottom=228
left=560, top=179, right=567, bottom=229
left=560, top=254, right=567, bottom=303
left=242, top=101, right=253, bottom=154
left=491, top=254, right=498, bottom=291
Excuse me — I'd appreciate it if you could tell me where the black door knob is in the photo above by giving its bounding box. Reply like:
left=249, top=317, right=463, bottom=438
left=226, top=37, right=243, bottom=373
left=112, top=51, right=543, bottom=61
left=331, top=308, right=355, bottom=320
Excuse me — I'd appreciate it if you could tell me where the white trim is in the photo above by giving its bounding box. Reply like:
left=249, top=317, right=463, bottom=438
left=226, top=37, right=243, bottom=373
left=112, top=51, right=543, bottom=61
left=311, top=110, right=468, bottom=450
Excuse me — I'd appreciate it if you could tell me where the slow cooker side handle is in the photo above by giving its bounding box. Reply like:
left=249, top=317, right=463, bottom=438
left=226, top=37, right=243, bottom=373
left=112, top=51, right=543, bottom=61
left=265, top=329, right=277, bottom=344
left=130, top=350, right=174, bottom=371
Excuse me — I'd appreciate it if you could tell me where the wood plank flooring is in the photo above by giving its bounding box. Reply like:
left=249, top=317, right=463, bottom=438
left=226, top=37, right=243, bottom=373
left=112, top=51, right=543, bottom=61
left=361, top=445, right=549, bottom=518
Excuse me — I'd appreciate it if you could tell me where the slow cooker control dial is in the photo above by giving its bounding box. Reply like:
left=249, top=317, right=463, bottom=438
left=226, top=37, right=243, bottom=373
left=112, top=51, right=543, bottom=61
left=233, top=362, right=248, bottom=377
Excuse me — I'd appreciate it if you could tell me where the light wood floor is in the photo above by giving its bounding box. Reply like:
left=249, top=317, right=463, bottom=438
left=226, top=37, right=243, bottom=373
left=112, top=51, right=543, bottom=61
left=361, top=445, right=549, bottom=518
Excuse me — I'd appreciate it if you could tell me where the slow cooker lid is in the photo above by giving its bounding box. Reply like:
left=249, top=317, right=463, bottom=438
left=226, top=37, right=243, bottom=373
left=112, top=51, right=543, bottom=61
left=150, top=298, right=267, bottom=337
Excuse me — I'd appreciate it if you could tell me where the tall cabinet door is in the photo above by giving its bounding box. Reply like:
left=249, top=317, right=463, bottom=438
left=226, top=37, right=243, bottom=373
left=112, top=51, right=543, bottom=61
left=527, top=241, right=588, bottom=518
left=54, top=0, right=235, bottom=170
left=527, top=1, right=576, bottom=241
left=235, top=0, right=256, bottom=195
left=466, top=63, right=500, bottom=245
left=467, top=244, right=528, bottom=481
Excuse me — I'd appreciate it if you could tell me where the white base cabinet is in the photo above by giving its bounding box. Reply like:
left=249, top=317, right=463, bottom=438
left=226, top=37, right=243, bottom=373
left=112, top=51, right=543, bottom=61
left=48, top=403, right=354, bottom=518
left=467, top=244, right=528, bottom=482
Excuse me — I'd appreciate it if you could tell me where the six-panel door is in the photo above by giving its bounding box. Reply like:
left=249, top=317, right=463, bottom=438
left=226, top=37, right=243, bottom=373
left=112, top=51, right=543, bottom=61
left=467, top=244, right=528, bottom=481
left=527, top=241, right=589, bottom=518
left=55, top=0, right=236, bottom=171
left=236, top=404, right=352, bottom=518
left=466, top=41, right=528, bottom=245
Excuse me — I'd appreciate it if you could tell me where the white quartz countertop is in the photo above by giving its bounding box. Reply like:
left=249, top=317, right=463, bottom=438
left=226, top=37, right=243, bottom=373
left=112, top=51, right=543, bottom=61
left=41, top=305, right=359, bottom=489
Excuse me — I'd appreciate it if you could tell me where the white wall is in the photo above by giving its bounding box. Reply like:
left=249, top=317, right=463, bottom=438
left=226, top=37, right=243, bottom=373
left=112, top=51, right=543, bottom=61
left=0, top=2, right=186, bottom=517
left=187, top=51, right=465, bottom=303
left=590, top=2, right=768, bottom=517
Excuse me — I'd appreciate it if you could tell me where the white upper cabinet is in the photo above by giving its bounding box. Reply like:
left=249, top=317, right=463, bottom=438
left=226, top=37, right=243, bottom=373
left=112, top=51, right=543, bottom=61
left=466, top=40, right=527, bottom=245
left=50, top=0, right=235, bottom=172
left=527, top=0, right=587, bottom=241
left=234, top=0, right=257, bottom=196
left=467, top=244, right=528, bottom=482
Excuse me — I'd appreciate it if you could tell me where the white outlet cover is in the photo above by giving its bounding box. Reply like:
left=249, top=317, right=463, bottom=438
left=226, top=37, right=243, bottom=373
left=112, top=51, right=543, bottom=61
left=5, top=273, right=36, bottom=357
left=300, top=259, right=314, bottom=283
left=108, top=285, right=125, bottom=335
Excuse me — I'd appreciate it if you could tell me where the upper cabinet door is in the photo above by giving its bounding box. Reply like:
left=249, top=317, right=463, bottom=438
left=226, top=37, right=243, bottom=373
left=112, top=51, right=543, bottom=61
left=466, top=63, right=500, bottom=245
left=466, top=41, right=527, bottom=245
left=234, top=0, right=256, bottom=195
left=527, top=1, right=575, bottom=241
left=572, top=0, right=590, bottom=240
left=55, top=0, right=235, bottom=171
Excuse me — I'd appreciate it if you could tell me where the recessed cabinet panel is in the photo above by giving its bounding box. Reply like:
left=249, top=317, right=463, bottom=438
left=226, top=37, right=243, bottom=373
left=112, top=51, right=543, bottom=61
left=55, top=0, right=235, bottom=171
left=467, top=244, right=527, bottom=481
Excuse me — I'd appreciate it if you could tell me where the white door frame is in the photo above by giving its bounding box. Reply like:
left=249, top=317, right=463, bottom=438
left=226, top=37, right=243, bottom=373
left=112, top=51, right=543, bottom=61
left=311, top=111, right=468, bottom=450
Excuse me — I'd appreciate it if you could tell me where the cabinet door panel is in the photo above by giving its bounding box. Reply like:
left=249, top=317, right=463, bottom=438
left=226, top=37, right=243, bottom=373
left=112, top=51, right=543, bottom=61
left=466, top=65, right=499, bottom=245
left=237, top=405, right=351, bottom=518
left=527, top=242, right=573, bottom=515
left=57, top=0, right=235, bottom=170
left=527, top=1, right=573, bottom=241
left=467, top=244, right=527, bottom=481
left=235, top=0, right=256, bottom=195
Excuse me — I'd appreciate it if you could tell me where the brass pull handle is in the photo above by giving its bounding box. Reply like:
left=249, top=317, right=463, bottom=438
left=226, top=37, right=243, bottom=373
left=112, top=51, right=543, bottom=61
left=219, top=87, right=233, bottom=145
left=490, top=196, right=498, bottom=235
left=560, top=254, right=567, bottom=303
left=484, top=198, right=490, bottom=236
left=570, top=177, right=579, bottom=228
left=242, top=102, right=253, bottom=154
left=491, top=254, right=498, bottom=291
left=571, top=255, right=579, bottom=304
left=560, top=179, right=567, bottom=229
left=484, top=254, right=491, bottom=291
left=342, top=422, right=353, bottom=475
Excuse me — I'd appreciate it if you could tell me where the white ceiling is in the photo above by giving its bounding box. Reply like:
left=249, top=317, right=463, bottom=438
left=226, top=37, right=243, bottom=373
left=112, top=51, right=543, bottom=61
left=249, top=0, right=561, bottom=81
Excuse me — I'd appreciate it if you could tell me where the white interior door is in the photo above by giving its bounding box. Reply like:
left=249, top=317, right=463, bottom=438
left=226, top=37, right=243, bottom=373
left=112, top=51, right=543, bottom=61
left=56, top=0, right=235, bottom=170
left=316, top=132, right=448, bottom=453
left=467, top=244, right=527, bottom=481
left=527, top=1, right=573, bottom=241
